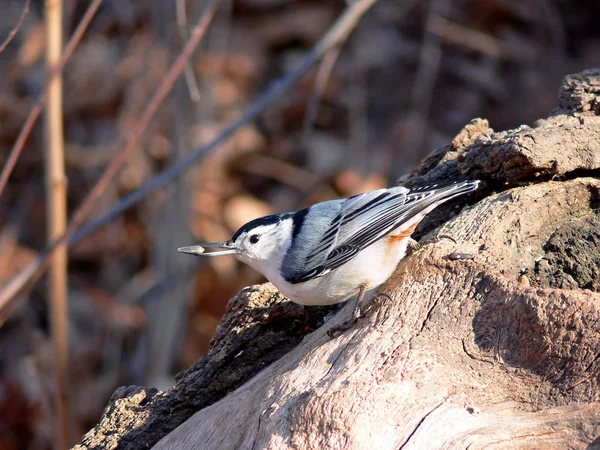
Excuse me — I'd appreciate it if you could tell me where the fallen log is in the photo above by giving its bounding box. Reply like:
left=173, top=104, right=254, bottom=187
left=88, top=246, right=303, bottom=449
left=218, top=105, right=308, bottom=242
left=76, top=69, right=600, bottom=450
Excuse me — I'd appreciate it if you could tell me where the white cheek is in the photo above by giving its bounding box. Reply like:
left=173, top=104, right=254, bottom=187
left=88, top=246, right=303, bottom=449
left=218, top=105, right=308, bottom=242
left=247, top=245, right=260, bottom=260
left=240, top=243, right=263, bottom=263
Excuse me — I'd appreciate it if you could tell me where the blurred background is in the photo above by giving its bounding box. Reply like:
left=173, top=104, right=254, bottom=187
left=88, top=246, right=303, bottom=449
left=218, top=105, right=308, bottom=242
left=0, top=0, right=598, bottom=448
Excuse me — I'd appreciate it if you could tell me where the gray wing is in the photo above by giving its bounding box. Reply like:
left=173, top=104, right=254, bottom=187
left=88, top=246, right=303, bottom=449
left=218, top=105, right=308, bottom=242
left=284, top=186, right=408, bottom=283
left=284, top=180, right=479, bottom=284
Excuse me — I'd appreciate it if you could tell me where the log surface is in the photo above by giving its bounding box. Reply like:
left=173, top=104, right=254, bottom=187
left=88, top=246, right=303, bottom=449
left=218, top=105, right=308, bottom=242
left=154, top=178, right=600, bottom=450
left=76, top=69, right=600, bottom=450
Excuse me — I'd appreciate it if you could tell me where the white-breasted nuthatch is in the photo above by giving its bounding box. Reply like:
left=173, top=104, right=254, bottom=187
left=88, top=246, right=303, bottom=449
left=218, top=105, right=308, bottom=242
left=179, top=180, right=479, bottom=336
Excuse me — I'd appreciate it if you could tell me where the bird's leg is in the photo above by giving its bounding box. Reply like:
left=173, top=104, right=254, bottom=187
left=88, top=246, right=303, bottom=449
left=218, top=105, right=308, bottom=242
left=327, top=285, right=367, bottom=338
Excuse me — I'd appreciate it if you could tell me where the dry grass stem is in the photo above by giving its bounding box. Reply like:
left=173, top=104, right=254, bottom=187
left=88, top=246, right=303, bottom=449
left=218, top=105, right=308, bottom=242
left=44, top=0, right=69, bottom=448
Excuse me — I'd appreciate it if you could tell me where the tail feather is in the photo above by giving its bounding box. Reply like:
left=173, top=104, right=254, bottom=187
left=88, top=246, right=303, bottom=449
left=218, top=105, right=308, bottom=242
left=389, top=180, right=480, bottom=235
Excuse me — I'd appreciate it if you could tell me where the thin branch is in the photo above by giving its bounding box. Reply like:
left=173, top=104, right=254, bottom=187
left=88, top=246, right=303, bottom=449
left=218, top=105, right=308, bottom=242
left=233, top=154, right=324, bottom=194
left=0, top=0, right=221, bottom=322
left=347, top=53, right=368, bottom=171
left=145, top=0, right=197, bottom=387
left=177, top=0, right=202, bottom=102
left=0, top=0, right=379, bottom=322
left=45, top=1, right=69, bottom=447
left=427, top=14, right=510, bottom=59
left=0, top=0, right=31, bottom=54
left=301, top=44, right=343, bottom=139
left=0, top=0, right=103, bottom=198
left=393, top=0, right=447, bottom=173
left=70, top=0, right=378, bottom=246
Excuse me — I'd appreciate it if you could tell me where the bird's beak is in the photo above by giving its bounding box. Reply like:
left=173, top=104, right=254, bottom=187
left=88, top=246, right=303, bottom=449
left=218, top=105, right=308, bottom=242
left=178, top=241, right=238, bottom=256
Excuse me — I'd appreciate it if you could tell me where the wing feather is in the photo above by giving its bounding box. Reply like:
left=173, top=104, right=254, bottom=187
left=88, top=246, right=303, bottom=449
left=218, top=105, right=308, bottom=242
left=285, top=181, right=478, bottom=284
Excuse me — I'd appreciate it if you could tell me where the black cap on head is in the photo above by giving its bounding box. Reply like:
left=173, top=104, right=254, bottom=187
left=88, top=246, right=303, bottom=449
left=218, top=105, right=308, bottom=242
left=232, top=212, right=293, bottom=241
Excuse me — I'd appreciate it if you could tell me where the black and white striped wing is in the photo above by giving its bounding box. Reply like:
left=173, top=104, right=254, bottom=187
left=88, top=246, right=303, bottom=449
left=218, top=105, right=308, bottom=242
left=286, top=180, right=479, bottom=284
left=286, top=186, right=409, bottom=283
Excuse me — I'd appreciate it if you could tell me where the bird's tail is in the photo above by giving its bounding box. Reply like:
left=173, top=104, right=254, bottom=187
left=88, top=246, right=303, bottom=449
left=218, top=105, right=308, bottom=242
left=394, top=180, right=480, bottom=230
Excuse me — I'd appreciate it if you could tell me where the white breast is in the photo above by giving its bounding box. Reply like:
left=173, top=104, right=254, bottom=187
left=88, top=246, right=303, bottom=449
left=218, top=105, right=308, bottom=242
left=264, top=237, right=410, bottom=306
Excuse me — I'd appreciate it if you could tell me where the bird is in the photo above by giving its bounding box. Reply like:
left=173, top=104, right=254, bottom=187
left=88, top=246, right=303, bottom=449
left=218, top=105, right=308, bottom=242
left=179, top=179, right=480, bottom=337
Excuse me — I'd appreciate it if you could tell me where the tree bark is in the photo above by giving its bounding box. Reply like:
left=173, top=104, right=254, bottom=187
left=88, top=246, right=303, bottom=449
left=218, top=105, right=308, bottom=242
left=75, top=69, right=600, bottom=450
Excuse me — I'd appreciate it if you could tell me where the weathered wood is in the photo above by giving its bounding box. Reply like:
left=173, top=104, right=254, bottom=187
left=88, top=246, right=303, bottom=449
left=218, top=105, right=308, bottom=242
left=408, top=69, right=600, bottom=186
left=74, top=288, right=339, bottom=450
left=75, top=69, right=600, bottom=449
left=154, top=178, right=600, bottom=450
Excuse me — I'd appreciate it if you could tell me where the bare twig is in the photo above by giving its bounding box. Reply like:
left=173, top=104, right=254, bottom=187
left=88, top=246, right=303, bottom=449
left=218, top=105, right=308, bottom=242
left=233, top=154, right=324, bottom=193
left=0, top=0, right=379, bottom=322
left=45, top=1, right=69, bottom=447
left=393, top=0, right=447, bottom=174
left=302, top=44, right=343, bottom=139
left=70, top=0, right=378, bottom=246
left=144, top=0, right=197, bottom=388
left=538, top=0, right=567, bottom=55
left=347, top=36, right=368, bottom=171
left=0, top=0, right=221, bottom=322
left=177, top=0, right=202, bottom=102
left=0, top=0, right=103, bottom=198
left=427, top=15, right=510, bottom=59
left=0, top=0, right=31, bottom=54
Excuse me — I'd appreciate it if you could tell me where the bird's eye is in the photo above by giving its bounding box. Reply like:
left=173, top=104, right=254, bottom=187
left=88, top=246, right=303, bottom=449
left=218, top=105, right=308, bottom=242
left=249, top=234, right=260, bottom=244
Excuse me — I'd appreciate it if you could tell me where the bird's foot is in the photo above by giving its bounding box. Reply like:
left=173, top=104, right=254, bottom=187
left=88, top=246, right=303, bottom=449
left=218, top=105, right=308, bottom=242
left=413, top=234, right=476, bottom=261
left=327, top=292, right=366, bottom=338
left=423, top=234, right=457, bottom=246
left=407, top=238, right=420, bottom=255
left=371, top=291, right=393, bottom=305
left=362, top=291, right=394, bottom=318
left=408, top=234, right=457, bottom=255
left=326, top=291, right=394, bottom=338
left=326, top=316, right=361, bottom=338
